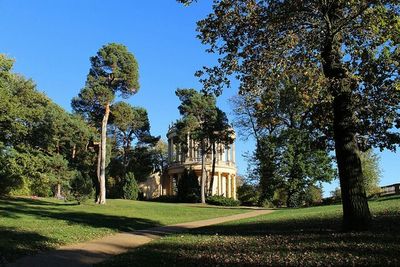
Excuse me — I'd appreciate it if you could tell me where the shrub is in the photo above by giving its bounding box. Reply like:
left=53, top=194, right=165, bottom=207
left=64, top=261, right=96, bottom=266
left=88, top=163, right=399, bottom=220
left=69, top=172, right=93, bottom=204
left=106, top=176, right=123, bottom=199
left=304, top=185, right=323, bottom=206
left=261, top=199, right=275, bottom=208
left=151, top=195, right=178, bottom=203
left=122, top=172, right=140, bottom=200
left=206, top=195, right=240, bottom=206
left=177, top=169, right=200, bottom=203
left=272, top=188, right=287, bottom=207
left=286, top=192, right=301, bottom=207
left=237, top=183, right=259, bottom=206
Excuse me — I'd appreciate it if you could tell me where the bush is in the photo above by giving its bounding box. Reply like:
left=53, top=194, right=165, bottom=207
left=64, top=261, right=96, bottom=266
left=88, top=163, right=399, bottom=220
left=286, top=192, right=301, bottom=207
left=106, top=176, right=123, bottom=199
left=304, top=185, right=323, bottom=206
left=272, top=188, right=287, bottom=207
left=237, top=184, right=259, bottom=206
left=177, top=169, right=200, bottom=203
left=261, top=199, right=275, bottom=208
left=122, top=172, right=140, bottom=200
left=151, top=195, right=178, bottom=203
left=69, top=172, right=93, bottom=204
left=206, top=195, right=240, bottom=206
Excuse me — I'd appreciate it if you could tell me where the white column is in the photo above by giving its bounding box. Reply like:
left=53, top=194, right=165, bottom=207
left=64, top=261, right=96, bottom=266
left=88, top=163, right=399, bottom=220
left=218, top=172, right=221, bottom=195
left=222, top=176, right=226, bottom=197
left=227, top=176, right=232, bottom=198
left=232, top=174, right=237, bottom=200
left=186, top=134, right=190, bottom=160
left=212, top=175, right=218, bottom=195
left=232, top=142, right=236, bottom=162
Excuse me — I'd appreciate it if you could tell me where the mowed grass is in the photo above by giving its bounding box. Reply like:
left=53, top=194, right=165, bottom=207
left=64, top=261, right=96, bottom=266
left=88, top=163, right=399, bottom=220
left=0, top=197, right=247, bottom=264
left=100, top=196, right=400, bottom=267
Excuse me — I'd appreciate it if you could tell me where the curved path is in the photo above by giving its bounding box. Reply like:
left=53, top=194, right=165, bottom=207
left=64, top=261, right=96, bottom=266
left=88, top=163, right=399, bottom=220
left=8, top=209, right=273, bottom=267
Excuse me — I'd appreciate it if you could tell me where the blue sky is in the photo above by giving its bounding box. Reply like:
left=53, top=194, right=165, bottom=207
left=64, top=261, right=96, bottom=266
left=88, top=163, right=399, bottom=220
left=0, top=0, right=398, bottom=196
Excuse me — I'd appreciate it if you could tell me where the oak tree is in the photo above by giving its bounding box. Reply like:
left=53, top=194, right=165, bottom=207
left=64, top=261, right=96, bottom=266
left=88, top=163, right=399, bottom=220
left=179, top=0, right=399, bottom=231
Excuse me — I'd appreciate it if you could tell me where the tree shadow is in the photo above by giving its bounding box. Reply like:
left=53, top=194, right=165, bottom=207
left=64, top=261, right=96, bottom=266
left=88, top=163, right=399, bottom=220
left=0, top=198, right=163, bottom=264
left=99, top=210, right=400, bottom=266
left=0, top=198, right=161, bottom=232
left=0, top=227, right=58, bottom=265
left=0, top=196, right=78, bottom=206
left=99, top=227, right=400, bottom=266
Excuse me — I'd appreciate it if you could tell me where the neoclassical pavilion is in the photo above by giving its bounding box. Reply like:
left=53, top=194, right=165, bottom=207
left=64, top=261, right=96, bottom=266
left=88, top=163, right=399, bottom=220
left=160, top=126, right=237, bottom=199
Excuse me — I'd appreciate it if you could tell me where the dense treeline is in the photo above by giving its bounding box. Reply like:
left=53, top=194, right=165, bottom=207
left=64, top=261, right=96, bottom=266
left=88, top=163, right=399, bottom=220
left=0, top=54, right=96, bottom=198
left=0, top=51, right=164, bottom=201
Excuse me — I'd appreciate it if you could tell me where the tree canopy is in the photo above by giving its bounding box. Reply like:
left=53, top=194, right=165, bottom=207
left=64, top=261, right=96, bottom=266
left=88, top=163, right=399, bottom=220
left=179, top=0, right=399, bottom=231
left=175, top=88, right=234, bottom=203
left=72, top=43, right=140, bottom=204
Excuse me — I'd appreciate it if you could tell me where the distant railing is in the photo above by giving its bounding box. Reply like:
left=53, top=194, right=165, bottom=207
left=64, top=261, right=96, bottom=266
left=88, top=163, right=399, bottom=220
left=168, top=158, right=235, bottom=168
left=380, top=183, right=400, bottom=196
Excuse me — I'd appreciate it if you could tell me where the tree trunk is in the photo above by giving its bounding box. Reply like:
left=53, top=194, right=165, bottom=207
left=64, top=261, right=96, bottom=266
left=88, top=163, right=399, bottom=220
left=209, top=143, right=217, bottom=195
left=72, top=144, right=76, bottom=159
left=56, top=183, right=62, bottom=199
left=333, top=91, right=371, bottom=231
left=257, top=138, right=277, bottom=204
left=320, top=7, right=371, bottom=229
left=97, top=103, right=110, bottom=204
left=200, top=149, right=207, bottom=204
left=95, top=143, right=101, bottom=203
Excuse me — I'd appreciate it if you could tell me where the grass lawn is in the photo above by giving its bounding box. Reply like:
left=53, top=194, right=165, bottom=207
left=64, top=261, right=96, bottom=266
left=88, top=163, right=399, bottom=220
left=100, top=196, right=400, bottom=267
left=0, top=197, right=248, bottom=264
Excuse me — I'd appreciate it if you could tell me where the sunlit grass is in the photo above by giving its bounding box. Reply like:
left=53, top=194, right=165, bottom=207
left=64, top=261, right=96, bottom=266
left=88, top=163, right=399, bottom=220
left=100, top=196, right=400, bottom=266
left=0, top=197, right=247, bottom=263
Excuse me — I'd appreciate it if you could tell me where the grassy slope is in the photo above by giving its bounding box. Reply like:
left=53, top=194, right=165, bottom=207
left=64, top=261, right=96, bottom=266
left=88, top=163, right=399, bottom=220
left=0, top=197, right=247, bottom=263
left=100, top=196, right=400, bottom=267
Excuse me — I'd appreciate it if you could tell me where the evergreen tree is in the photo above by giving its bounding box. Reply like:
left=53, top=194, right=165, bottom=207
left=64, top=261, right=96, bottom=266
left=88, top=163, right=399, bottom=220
left=72, top=43, right=140, bottom=204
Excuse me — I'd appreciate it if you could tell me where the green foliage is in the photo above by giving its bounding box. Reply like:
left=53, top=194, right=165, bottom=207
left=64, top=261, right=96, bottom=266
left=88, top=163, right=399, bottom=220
left=278, top=129, right=335, bottom=207
left=177, top=170, right=201, bottom=203
left=272, top=188, right=288, bottom=208
left=151, top=195, right=178, bottom=203
left=303, top=185, right=323, bottom=206
left=122, top=173, right=140, bottom=200
left=69, top=172, right=94, bottom=204
left=237, top=184, right=259, bottom=206
left=175, top=88, right=234, bottom=203
left=0, top=53, right=96, bottom=198
left=72, top=43, right=141, bottom=204
left=0, top=147, right=25, bottom=196
left=206, top=195, right=240, bottom=207
left=360, top=150, right=382, bottom=197
left=330, top=187, right=342, bottom=202
left=183, top=0, right=400, bottom=230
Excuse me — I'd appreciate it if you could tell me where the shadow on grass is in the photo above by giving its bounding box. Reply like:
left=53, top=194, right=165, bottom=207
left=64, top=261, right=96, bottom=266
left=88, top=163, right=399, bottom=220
left=0, top=196, right=78, bottom=206
left=99, top=210, right=400, bottom=267
left=0, top=227, right=58, bottom=265
left=0, top=198, right=162, bottom=264
left=0, top=198, right=161, bottom=232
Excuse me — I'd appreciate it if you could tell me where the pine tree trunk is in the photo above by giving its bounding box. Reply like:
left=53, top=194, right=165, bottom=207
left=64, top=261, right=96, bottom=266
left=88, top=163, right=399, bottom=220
left=209, top=143, right=217, bottom=195
left=97, top=103, right=110, bottom=204
left=333, top=91, right=371, bottom=231
left=200, top=151, right=207, bottom=204
left=95, top=144, right=101, bottom=203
